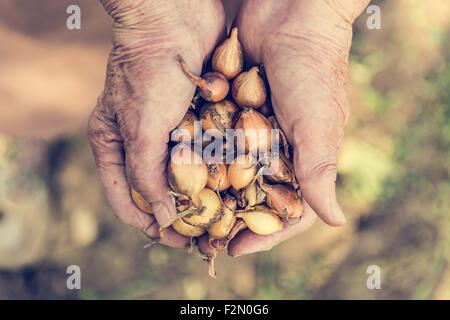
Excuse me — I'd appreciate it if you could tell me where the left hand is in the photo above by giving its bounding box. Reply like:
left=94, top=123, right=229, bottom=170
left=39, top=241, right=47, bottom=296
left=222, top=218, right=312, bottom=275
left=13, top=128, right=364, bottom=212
left=225, top=0, right=370, bottom=256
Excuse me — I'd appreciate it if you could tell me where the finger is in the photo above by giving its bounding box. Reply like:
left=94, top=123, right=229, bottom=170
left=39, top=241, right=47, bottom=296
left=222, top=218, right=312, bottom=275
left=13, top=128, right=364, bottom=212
left=228, top=201, right=317, bottom=257
left=113, top=59, right=200, bottom=228
left=290, top=108, right=347, bottom=226
left=88, top=105, right=190, bottom=248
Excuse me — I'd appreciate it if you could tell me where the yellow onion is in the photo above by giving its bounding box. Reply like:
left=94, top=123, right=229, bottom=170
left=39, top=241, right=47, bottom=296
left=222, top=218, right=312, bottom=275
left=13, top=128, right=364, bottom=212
left=174, top=110, right=200, bottom=141
left=211, top=27, right=243, bottom=79
left=167, top=145, right=208, bottom=205
left=207, top=195, right=237, bottom=239
left=177, top=55, right=229, bottom=102
left=206, top=163, right=230, bottom=191
left=228, top=154, right=257, bottom=190
left=236, top=205, right=283, bottom=235
left=200, top=100, right=239, bottom=135
left=232, top=67, right=266, bottom=108
left=260, top=182, right=303, bottom=218
left=183, top=188, right=222, bottom=227
left=263, top=153, right=295, bottom=185
left=172, top=218, right=206, bottom=237
left=130, top=188, right=152, bottom=214
left=234, top=108, right=273, bottom=154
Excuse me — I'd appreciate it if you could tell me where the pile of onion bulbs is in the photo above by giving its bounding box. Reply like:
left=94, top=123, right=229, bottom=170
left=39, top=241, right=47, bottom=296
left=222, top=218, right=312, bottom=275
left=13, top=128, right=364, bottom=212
left=130, top=28, right=303, bottom=278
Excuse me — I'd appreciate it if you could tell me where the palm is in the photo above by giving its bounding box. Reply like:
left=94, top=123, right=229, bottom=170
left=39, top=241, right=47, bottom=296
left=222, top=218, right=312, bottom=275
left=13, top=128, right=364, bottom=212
left=227, top=0, right=357, bottom=256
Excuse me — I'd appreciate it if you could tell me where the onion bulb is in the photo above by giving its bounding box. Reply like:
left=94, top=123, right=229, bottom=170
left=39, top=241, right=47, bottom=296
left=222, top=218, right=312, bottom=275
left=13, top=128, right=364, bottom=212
left=177, top=55, right=229, bottom=102
left=172, top=218, right=206, bottom=237
left=228, top=154, right=257, bottom=190
left=167, top=145, right=208, bottom=205
left=183, top=188, right=222, bottom=227
left=232, top=67, right=266, bottom=108
left=130, top=188, right=152, bottom=214
left=206, top=163, right=230, bottom=191
left=174, top=110, right=200, bottom=141
left=200, top=100, right=239, bottom=135
left=236, top=205, right=283, bottom=235
left=234, top=108, right=273, bottom=154
left=263, top=152, right=295, bottom=185
left=207, top=195, right=237, bottom=239
left=212, top=27, right=243, bottom=79
left=260, top=182, right=303, bottom=218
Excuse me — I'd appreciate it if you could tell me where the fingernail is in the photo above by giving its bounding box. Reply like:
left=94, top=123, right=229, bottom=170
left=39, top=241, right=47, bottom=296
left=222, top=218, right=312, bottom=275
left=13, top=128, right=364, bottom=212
left=328, top=199, right=346, bottom=225
left=152, top=195, right=176, bottom=228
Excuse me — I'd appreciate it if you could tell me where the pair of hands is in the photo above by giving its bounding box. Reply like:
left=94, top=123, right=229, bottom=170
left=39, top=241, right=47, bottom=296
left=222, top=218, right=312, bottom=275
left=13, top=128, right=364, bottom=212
left=88, top=0, right=369, bottom=256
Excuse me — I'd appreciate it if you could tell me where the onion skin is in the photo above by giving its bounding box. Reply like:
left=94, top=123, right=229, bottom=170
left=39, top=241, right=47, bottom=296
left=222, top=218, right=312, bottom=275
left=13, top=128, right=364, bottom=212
left=175, top=110, right=200, bottom=141
left=198, top=72, right=229, bottom=102
left=261, top=183, right=303, bottom=218
left=234, top=108, right=273, bottom=154
left=212, top=27, right=243, bottom=79
left=178, top=55, right=229, bottom=102
left=206, top=163, right=230, bottom=191
left=236, top=205, right=283, bottom=235
left=167, top=145, right=208, bottom=205
left=232, top=67, right=267, bottom=109
left=130, top=188, right=152, bottom=214
left=200, top=100, right=239, bottom=135
left=172, top=218, right=206, bottom=237
left=263, top=153, right=294, bottom=184
left=228, top=154, right=257, bottom=190
left=183, top=188, right=222, bottom=227
left=207, top=196, right=237, bottom=239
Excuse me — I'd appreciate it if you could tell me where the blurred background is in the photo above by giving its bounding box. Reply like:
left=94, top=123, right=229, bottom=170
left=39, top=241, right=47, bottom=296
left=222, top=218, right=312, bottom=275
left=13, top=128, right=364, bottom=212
left=1, top=0, right=450, bottom=299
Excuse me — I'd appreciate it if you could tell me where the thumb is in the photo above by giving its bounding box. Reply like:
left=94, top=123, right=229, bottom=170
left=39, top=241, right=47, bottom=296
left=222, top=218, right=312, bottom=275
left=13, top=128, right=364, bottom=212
left=124, top=121, right=176, bottom=228
left=291, top=117, right=346, bottom=226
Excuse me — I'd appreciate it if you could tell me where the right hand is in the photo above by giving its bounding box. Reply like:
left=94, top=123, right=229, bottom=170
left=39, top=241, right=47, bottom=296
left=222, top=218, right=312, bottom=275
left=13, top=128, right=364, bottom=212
left=88, top=0, right=225, bottom=248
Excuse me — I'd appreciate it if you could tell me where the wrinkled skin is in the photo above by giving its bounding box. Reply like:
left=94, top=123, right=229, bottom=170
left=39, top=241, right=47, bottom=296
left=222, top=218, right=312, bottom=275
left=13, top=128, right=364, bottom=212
left=88, top=0, right=369, bottom=253
left=88, top=0, right=225, bottom=248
